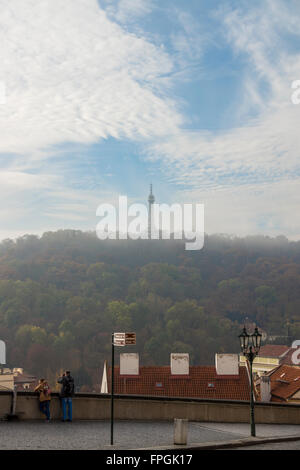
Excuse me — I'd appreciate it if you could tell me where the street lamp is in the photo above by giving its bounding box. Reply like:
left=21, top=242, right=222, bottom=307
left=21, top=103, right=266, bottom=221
left=239, top=325, right=262, bottom=437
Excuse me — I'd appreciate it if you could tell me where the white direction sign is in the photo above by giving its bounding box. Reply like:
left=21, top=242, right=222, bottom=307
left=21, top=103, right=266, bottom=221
left=113, top=333, right=126, bottom=346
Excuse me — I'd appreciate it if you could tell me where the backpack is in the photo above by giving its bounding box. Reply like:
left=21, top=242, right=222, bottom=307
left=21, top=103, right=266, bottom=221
left=64, top=377, right=73, bottom=396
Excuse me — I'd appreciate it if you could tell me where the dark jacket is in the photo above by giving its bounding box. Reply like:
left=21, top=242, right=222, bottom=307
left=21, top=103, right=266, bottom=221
left=57, top=375, right=74, bottom=398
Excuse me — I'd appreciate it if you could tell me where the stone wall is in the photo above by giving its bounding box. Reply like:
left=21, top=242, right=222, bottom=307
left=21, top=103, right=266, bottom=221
left=0, top=391, right=300, bottom=424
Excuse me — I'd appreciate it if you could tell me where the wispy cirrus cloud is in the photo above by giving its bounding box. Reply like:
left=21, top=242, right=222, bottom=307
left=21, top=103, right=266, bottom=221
left=99, top=0, right=154, bottom=24
left=0, top=0, right=183, bottom=237
left=1, top=0, right=300, bottom=240
left=0, top=0, right=181, bottom=156
left=145, top=0, right=300, bottom=187
left=140, top=0, right=300, bottom=237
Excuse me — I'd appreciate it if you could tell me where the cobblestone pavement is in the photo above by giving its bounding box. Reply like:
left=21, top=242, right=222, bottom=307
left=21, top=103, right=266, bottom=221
left=192, top=422, right=300, bottom=438
left=0, top=421, right=299, bottom=450
left=226, top=440, right=300, bottom=450
left=0, top=420, right=245, bottom=450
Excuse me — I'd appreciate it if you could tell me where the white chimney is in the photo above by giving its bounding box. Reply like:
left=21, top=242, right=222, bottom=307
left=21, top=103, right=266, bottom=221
left=120, top=353, right=139, bottom=375
left=171, top=353, right=189, bottom=375
left=215, top=354, right=239, bottom=375
left=0, top=340, right=6, bottom=364
left=260, top=375, right=271, bottom=402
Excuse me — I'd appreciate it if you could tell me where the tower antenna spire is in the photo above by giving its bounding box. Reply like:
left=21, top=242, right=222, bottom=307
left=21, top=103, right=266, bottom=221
left=148, top=184, right=155, bottom=239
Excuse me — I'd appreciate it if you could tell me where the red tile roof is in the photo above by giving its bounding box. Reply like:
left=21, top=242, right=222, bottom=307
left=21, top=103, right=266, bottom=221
left=279, top=347, right=300, bottom=366
left=14, top=373, right=38, bottom=391
left=268, top=364, right=300, bottom=401
left=258, top=345, right=290, bottom=358
left=14, top=374, right=37, bottom=384
left=108, top=366, right=250, bottom=401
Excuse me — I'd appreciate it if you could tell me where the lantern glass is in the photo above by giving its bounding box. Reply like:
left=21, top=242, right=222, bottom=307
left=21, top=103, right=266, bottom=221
left=252, top=327, right=262, bottom=350
left=239, top=327, right=249, bottom=352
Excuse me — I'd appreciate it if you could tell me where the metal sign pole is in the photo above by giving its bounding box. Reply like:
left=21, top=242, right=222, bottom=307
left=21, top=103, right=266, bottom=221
left=110, top=331, right=136, bottom=445
left=110, top=333, right=115, bottom=446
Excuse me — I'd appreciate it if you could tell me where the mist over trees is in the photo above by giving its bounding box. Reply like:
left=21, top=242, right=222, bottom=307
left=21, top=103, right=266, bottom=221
left=0, top=230, right=299, bottom=391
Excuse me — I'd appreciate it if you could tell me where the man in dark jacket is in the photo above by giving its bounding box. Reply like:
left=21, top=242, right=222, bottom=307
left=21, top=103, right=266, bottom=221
left=57, top=370, right=74, bottom=422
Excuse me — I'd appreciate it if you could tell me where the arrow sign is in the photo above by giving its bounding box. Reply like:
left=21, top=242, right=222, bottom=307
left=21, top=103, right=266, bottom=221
left=125, top=332, right=136, bottom=345
left=113, top=332, right=126, bottom=346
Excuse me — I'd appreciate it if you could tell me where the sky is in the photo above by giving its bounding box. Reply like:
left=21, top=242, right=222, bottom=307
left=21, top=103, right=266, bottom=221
left=1, top=0, right=300, bottom=240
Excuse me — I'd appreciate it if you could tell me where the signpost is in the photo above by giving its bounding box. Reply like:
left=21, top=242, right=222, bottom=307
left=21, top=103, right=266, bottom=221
left=113, top=332, right=126, bottom=346
left=111, top=332, right=136, bottom=445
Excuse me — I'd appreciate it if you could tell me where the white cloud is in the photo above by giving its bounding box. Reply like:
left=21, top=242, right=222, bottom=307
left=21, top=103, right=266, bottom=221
left=0, top=0, right=180, bottom=155
left=0, top=170, right=58, bottom=191
left=170, top=9, right=208, bottom=64
left=146, top=101, right=300, bottom=190
left=100, top=0, right=153, bottom=24
left=176, top=178, right=300, bottom=240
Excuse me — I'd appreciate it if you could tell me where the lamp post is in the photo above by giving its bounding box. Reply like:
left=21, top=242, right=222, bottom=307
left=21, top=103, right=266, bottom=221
left=239, top=325, right=262, bottom=437
left=110, top=333, right=115, bottom=446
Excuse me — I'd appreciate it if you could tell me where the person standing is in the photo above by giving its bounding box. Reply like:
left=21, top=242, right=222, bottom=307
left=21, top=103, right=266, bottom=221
left=35, top=378, right=51, bottom=422
left=57, top=370, right=74, bottom=422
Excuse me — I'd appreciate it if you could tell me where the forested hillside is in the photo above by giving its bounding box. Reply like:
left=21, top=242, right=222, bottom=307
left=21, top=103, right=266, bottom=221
left=0, top=230, right=299, bottom=391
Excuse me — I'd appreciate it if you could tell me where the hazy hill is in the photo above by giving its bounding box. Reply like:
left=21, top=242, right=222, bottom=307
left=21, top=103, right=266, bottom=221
left=0, top=230, right=299, bottom=390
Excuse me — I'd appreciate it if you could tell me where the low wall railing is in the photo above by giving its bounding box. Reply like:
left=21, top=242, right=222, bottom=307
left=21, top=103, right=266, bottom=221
left=0, top=391, right=300, bottom=424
